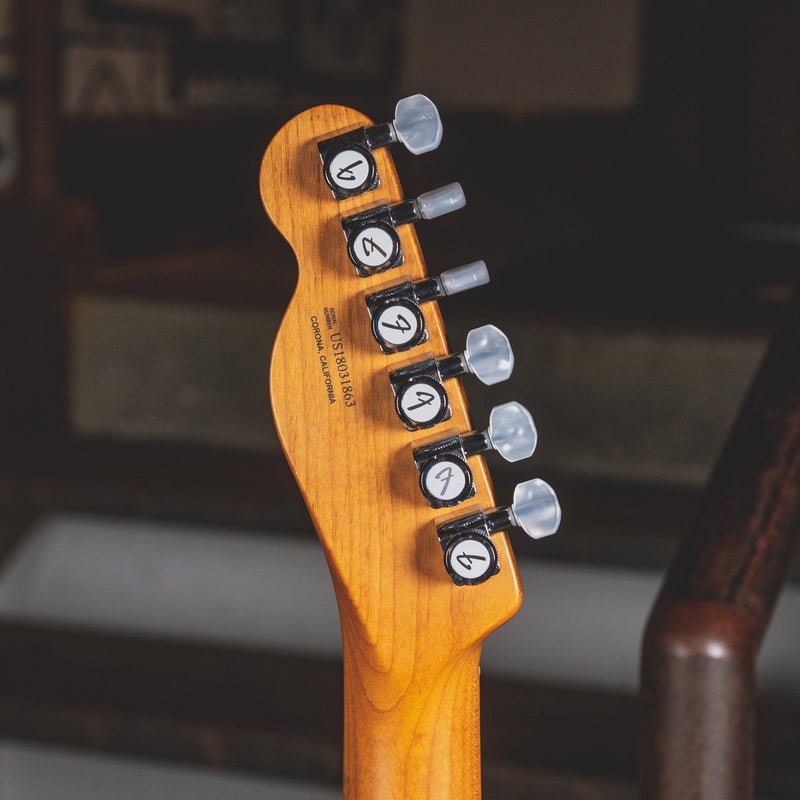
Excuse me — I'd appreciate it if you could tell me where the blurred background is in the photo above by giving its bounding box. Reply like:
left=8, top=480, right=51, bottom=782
left=0, top=0, right=799, bottom=797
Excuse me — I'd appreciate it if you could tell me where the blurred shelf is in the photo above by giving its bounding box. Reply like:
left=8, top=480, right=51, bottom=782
left=68, top=231, right=795, bottom=328
left=0, top=620, right=797, bottom=798
left=0, top=438, right=311, bottom=535
left=0, top=620, right=640, bottom=797
left=0, top=429, right=708, bottom=575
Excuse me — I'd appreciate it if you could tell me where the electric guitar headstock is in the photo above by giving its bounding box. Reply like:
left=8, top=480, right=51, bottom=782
left=260, top=96, right=560, bottom=800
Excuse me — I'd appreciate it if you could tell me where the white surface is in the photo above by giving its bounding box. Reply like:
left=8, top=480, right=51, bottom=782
left=0, top=740, right=339, bottom=800
left=0, top=513, right=798, bottom=696
left=0, top=514, right=342, bottom=656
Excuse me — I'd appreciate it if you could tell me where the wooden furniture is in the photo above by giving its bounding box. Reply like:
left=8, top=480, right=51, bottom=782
left=640, top=293, right=800, bottom=800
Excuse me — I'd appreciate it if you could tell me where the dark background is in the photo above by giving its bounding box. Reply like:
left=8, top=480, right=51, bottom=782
left=0, top=1, right=799, bottom=797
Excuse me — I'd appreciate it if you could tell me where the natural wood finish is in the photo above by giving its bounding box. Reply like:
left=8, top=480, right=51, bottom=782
left=640, top=293, right=800, bottom=800
left=260, top=105, right=523, bottom=800
left=641, top=601, right=757, bottom=800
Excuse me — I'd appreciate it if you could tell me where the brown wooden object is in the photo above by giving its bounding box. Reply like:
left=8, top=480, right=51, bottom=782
left=260, top=105, right=523, bottom=800
left=640, top=293, right=800, bottom=799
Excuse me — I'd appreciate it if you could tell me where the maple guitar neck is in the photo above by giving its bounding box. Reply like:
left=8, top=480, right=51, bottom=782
left=261, top=102, right=535, bottom=800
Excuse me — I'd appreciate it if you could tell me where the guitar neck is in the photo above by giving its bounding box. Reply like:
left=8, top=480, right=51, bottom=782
left=342, top=617, right=483, bottom=800
left=261, top=98, right=558, bottom=800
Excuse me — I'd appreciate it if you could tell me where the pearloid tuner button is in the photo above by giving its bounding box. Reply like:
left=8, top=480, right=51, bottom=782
left=463, top=324, right=514, bottom=385
left=416, top=183, right=466, bottom=219
left=486, top=402, right=538, bottom=462
left=507, top=478, right=562, bottom=539
left=438, top=261, right=490, bottom=295
left=454, top=401, right=537, bottom=463
left=392, top=94, right=443, bottom=155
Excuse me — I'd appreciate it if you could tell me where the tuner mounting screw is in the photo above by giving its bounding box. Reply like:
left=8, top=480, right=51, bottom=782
left=391, top=94, right=443, bottom=155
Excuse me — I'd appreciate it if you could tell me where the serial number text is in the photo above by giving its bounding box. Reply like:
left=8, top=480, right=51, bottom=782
left=330, top=332, right=356, bottom=407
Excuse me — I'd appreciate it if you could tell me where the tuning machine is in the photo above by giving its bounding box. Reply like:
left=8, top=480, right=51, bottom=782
left=366, top=260, right=490, bottom=354
left=414, top=402, right=538, bottom=508
left=318, top=94, right=443, bottom=200
left=342, top=183, right=466, bottom=277
left=437, top=479, right=561, bottom=586
left=389, top=324, right=514, bottom=431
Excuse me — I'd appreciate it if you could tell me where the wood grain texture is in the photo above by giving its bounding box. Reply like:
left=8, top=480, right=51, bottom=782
left=640, top=293, right=800, bottom=800
left=660, top=292, right=800, bottom=635
left=260, top=104, right=523, bottom=800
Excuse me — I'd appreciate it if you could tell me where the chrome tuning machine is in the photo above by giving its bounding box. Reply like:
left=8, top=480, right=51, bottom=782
left=366, top=260, right=490, bottom=353
left=342, top=183, right=466, bottom=277
left=438, top=479, right=561, bottom=586
left=414, top=401, right=538, bottom=508
left=319, top=94, right=443, bottom=199
left=389, top=324, right=514, bottom=431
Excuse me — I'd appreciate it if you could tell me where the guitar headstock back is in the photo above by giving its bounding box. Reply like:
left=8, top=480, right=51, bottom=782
left=260, top=102, right=524, bottom=679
